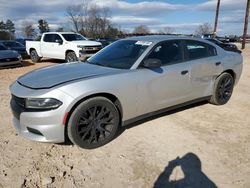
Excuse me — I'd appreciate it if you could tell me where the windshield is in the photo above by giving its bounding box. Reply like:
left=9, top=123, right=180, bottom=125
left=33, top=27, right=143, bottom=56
left=87, top=40, right=150, bottom=69
left=3, top=41, right=24, bottom=48
left=0, top=45, right=7, bottom=50
left=62, top=34, right=86, bottom=41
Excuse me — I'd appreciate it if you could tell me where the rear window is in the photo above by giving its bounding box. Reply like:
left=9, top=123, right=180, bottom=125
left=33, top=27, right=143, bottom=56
left=185, top=40, right=217, bottom=60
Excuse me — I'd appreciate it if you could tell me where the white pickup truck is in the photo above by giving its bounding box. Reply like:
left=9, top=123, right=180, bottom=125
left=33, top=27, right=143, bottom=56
left=26, top=32, right=102, bottom=63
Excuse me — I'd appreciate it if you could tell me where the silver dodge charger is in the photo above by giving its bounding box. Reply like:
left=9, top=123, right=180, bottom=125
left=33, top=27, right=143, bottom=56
left=10, top=36, right=243, bottom=149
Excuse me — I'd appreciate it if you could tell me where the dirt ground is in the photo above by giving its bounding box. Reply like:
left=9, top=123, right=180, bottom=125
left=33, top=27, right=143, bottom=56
left=0, top=46, right=250, bottom=188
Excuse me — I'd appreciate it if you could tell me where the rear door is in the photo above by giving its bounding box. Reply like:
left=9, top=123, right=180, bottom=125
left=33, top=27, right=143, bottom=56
left=136, top=40, right=192, bottom=115
left=41, top=34, right=54, bottom=58
left=41, top=34, right=64, bottom=59
left=183, top=40, right=223, bottom=98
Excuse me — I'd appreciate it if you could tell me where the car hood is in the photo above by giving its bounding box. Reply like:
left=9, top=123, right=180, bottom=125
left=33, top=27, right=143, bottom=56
left=17, top=62, right=122, bottom=89
left=0, top=50, right=19, bottom=59
left=70, top=40, right=102, bottom=46
left=10, top=47, right=26, bottom=52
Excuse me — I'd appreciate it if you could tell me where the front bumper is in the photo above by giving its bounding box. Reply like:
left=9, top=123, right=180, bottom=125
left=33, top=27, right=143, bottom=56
left=0, top=60, right=21, bottom=67
left=9, top=82, right=74, bottom=143
left=10, top=98, right=65, bottom=143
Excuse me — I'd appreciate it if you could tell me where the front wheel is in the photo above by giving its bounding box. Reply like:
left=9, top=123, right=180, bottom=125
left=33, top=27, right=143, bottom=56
left=67, top=97, right=120, bottom=149
left=66, top=52, right=78, bottom=63
left=209, top=73, right=234, bottom=105
left=30, top=50, right=41, bottom=63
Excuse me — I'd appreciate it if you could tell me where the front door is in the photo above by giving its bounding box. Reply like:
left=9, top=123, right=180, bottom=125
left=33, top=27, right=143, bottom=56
left=136, top=40, right=192, bottom=115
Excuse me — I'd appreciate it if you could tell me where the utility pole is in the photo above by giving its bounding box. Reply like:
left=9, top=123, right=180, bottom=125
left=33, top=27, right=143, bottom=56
left=242, top=0, right=250, bottom=49
left=213, top=0, right=221, bottom=38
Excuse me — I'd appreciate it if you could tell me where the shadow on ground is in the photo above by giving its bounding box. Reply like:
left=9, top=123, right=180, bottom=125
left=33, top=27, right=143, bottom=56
left=154, top=153, right=217, bottom=188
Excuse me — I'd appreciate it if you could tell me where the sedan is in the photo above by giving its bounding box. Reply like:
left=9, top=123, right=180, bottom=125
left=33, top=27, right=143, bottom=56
left=205, top=38, right=241, bottom=54
left=10, top=36, right=243, bottom=149
left=0, top=44, right=22, bottom=67
left=0, top=40, right=28, bottom=58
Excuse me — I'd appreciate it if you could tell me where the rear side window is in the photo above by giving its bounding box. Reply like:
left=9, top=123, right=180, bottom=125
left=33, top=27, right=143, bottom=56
left=43, top=34, right=53, bottom=42
left=185, top=40, right=217, bottom=60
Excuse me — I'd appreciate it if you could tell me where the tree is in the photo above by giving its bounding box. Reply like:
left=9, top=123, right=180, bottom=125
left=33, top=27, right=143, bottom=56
left=38, top=19, right=50, bottom=34
left=195, top=23, right=213, bottom=36
left=0, top=21, right=6, bottom=31
left=66, top=4, right=83, bottom=33
left=162, top=26, right=175, bottom=34
left=22, top=21, right=36, bottom=38
left=133, top=25, right=150, bottom=34
left=5, top=19, right=15, bottom=39
left=56, top=27, right=64, bottom=32
left=66, top=2, right=122, bottom=38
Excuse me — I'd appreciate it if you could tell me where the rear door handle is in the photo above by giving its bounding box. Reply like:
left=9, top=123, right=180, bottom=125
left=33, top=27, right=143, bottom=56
left=181, top=70, right=189, bottom=75
left=215, top=62, right=221, bottom=66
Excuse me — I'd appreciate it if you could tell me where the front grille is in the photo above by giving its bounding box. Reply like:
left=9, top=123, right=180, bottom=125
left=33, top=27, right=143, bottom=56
left=12, top=95, right=25, bottom=108
left=0, top=58, right=19, bottom=63
left=84, top=46, right=102, bottom=52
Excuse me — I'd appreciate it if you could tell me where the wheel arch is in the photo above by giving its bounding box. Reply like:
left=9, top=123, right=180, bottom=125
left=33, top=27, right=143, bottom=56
left=222, top=69, right=236, bottom=80
left=29, top=48, right=36, bottom=54
left=64, top=92, right=123, bottom=140
left=65, top=49, right=75, bottom=59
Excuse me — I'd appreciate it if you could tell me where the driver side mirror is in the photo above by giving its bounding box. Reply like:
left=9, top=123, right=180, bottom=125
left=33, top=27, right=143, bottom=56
left=143, top=58, right=162, bottom=68
left=55, top=39, right=63, bottom=45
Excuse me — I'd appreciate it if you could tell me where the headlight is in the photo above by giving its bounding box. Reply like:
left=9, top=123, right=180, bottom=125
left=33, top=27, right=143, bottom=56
left=25, top=98, right=62, bottom=110
left=18, top=55, right=22, bottom=60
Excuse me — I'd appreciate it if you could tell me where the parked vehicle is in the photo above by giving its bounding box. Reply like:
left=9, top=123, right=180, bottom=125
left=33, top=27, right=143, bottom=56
left=15, top=38, right=34, bottom=47
left=0, top=44, right=22, bottom=67
left=10, top=36, right=243, bottom=149
left=205, top=38, right=241, bottom=53
left=96, top=38, right=118, bottom=47
left=0, top=40, right=28, bottom=58
left=26, top=32, right=102, bottom=63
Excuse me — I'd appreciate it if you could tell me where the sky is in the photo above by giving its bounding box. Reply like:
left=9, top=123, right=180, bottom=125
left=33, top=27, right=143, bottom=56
left=0, top=0, right=249, bottom=37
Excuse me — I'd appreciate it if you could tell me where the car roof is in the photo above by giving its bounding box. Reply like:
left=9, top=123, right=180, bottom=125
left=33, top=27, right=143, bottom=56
left=123, top=35, right=207, bottom=43
left=43, top=32, right=78, bottom=35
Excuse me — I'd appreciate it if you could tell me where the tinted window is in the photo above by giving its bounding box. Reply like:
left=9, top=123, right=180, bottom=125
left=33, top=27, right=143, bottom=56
left=0, top=45, right=7, bottom=50
left=147, top=40, right=182, bottom=65
left=62, top=34, right=86, bottom=41
left=43, top=34, right=53, bottom=42
left=87, top=40, right=149, bottom=69
left=185, top=40, right=216, bottom=60
left=53, top=34, right=62, bottom=42
left=43, top=34, right=62, bottom=42
left=3, top=41, right=24, bottom=48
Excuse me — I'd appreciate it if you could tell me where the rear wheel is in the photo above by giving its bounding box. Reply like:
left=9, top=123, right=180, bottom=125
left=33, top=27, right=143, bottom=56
left=66, top=52, right=78, bottom=63
left=30, top=50, right=41, bottom=63
left=209, top=72, right=234, bottom=105
left=67, top=97, right=120, bottom=149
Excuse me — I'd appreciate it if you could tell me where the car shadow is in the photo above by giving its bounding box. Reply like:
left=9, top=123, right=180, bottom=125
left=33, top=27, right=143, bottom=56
left=154, top=153, right=217, bottom=188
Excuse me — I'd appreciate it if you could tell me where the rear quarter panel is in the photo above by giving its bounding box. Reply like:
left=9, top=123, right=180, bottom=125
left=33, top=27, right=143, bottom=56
left=26, top=41, right=42, bottom=56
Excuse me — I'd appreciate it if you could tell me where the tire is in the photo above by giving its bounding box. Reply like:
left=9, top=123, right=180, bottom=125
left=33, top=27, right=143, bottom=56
left=30, top=50, right=41, bottom=63
left=67, top=97, right=120, bottom=149
left=209, top=72, right=234, bottom=105
left=66, top=51, right=78, bottom=63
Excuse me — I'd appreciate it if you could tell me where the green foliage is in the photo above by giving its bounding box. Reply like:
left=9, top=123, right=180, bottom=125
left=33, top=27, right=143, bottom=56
left=38, top=19, right=50, bottom=34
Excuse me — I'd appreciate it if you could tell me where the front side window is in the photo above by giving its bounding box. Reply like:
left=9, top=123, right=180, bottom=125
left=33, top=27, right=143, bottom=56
left=87, top=40, right=150, bottom=69
left=146, top=40, right=182, bottom=65
left=185, top=40, right=216, bottom=60
left=62, top=34, right=86, bottom=41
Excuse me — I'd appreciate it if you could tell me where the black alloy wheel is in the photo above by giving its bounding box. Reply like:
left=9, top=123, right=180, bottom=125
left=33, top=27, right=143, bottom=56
left=67, top=97, right=120, bottom=149
left=210, top=72, right=234, bottom=105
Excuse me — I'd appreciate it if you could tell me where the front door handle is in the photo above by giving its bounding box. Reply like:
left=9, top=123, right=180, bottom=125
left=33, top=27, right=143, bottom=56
left=215, top=62, right=221, bottom=66
left=181, top=70, right=189, bottom=75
